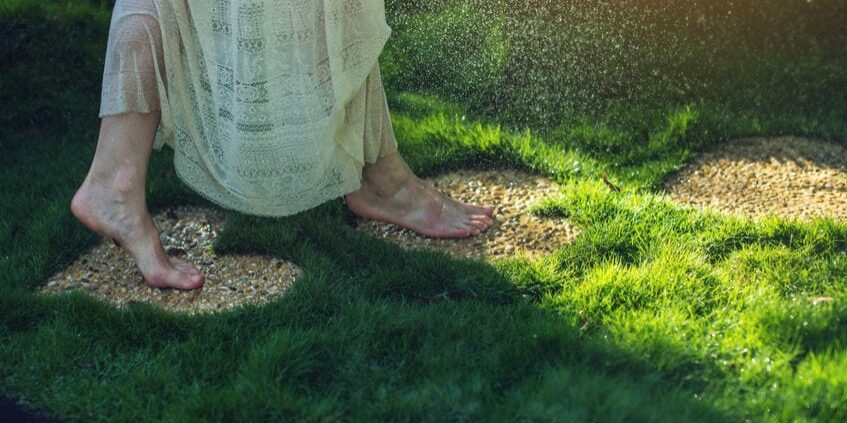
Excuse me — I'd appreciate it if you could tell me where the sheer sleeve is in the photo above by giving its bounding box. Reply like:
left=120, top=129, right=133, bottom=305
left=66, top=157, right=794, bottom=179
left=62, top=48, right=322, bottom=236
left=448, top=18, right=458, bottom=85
left=99, top=0, right=165, bottom=118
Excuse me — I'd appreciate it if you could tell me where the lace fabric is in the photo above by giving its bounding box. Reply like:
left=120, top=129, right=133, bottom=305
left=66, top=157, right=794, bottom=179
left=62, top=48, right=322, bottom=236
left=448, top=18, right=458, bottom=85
left=99, top=0, right=398, bottom=217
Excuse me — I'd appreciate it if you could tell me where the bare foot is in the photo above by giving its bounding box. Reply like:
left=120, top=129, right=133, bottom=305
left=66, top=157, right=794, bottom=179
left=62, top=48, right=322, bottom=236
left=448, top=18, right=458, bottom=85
left=70, top=170, right=205, bottom=290
left=345, top=152, right=495, bottom=238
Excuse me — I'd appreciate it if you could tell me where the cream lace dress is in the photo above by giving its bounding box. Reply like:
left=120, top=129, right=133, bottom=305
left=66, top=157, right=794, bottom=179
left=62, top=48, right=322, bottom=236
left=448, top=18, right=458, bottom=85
left=99, top=0, right=398, bottom=217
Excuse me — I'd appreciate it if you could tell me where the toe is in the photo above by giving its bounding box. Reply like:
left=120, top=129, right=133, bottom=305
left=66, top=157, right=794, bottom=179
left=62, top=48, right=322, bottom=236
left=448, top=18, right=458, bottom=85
left=468, top=217, right=490, bottom=232
left=172, top=259, right=205, bottom=288
left=171, top=270, right=205, bottom=290
left=438, top=222, right=477, bottom=238
left=471, top=214, right=493, bottom=227
left=171, top=258, right=202, bottom=276
left=458, top=221, right=481, bottom=237
left=166, top=258, right=206, bottom=289
left=467, top=203, right=495, bottom=217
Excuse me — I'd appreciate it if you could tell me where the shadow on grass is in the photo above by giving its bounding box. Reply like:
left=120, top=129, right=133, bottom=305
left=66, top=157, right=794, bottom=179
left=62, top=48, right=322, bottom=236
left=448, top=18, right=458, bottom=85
left=1, top=201, right=732, bottom=421
left=2, top=5, right=846, bottom=420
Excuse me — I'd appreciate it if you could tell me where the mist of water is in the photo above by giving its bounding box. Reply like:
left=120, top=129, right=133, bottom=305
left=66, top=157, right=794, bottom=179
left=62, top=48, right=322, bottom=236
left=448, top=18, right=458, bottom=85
left=382, top=0, right=847, bottom=132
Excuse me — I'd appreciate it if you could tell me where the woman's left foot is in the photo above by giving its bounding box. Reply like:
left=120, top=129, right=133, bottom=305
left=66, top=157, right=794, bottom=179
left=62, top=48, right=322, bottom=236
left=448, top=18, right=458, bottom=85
left=345, top=151, right=495, bottom=238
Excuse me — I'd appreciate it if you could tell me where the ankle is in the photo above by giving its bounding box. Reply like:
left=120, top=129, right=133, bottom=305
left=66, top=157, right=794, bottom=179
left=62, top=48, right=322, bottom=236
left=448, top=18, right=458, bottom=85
left=361, top=174, right=407, bottom=199
left=83, top=167, right=146, bottom=202
left=362, top=166, right=414, bottom=197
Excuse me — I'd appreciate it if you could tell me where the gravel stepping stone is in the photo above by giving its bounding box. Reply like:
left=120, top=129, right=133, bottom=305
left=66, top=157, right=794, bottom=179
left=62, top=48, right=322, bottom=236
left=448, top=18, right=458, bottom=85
left=40, top=206, right=301, bottom=315
left=664, top=136, right=847, bottom=221
left=354, top=169, right=580, bottom=260
left=40, top=169, right=578, bottom=313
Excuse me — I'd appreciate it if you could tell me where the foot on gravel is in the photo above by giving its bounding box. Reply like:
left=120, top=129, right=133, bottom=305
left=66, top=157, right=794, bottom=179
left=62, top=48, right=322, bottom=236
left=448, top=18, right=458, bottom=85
left=70, top=172, right=205, bottom=290
left=346, top=172, right=495, bottom=239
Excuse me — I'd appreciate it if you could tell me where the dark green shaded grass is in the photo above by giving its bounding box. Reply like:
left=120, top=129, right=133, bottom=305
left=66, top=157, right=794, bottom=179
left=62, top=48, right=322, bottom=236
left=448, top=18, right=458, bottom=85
left=2, top=2, right=847, bottom=422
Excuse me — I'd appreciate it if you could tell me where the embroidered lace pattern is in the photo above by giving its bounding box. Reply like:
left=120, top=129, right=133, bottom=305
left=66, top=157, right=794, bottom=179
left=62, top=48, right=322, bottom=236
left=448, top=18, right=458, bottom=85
left=99, top=0, right=397, bottom=217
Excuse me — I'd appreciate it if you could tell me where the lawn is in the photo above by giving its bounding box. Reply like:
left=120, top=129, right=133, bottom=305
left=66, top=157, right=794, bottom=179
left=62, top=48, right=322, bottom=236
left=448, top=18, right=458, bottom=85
left=1, top=0, right=846, bottom=421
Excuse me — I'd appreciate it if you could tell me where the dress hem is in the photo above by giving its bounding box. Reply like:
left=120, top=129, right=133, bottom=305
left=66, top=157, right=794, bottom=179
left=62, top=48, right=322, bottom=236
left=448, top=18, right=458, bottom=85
left=171, top=155, right=365, bottom=218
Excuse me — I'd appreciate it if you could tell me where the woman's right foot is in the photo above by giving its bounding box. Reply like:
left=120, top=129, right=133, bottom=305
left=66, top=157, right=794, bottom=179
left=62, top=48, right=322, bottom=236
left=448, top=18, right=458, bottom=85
left=345, top=151, right=495, bottom=238
left=70, top=170, right=205, bottom=290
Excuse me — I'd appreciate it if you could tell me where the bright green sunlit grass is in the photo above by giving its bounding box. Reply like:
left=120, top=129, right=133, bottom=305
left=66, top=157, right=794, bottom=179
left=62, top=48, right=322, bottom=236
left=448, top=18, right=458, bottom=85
left=1, top=1, right=846, bottom=421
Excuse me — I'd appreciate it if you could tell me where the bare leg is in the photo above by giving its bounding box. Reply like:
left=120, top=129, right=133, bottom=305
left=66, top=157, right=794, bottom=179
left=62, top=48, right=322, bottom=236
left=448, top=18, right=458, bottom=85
left=346, top=150, right=495, bottom=238
left=70, top=111, right=205, bottom=290
left=344, top=63, right=494, bottom=238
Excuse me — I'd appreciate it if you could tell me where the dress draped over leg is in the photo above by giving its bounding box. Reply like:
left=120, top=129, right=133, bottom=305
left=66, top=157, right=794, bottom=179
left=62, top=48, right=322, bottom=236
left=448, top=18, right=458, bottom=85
left=99, top=0, right=398, bottom=217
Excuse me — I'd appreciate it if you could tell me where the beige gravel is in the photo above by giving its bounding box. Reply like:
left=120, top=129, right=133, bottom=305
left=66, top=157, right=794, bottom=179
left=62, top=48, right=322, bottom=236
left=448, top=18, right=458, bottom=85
left=43, top=137, right=843, bottom=314
left=40, top=170, right=577, bottom=313
left=39, top=206, right=301, bottom=315
left=664, top=136, right=847, bottom=220
left=353, top=169, right=580, bottom=260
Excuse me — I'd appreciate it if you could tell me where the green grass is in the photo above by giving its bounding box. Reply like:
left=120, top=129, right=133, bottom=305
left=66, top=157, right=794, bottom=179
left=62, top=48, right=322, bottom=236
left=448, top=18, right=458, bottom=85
left=1, top=1, right=846, bottom=421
